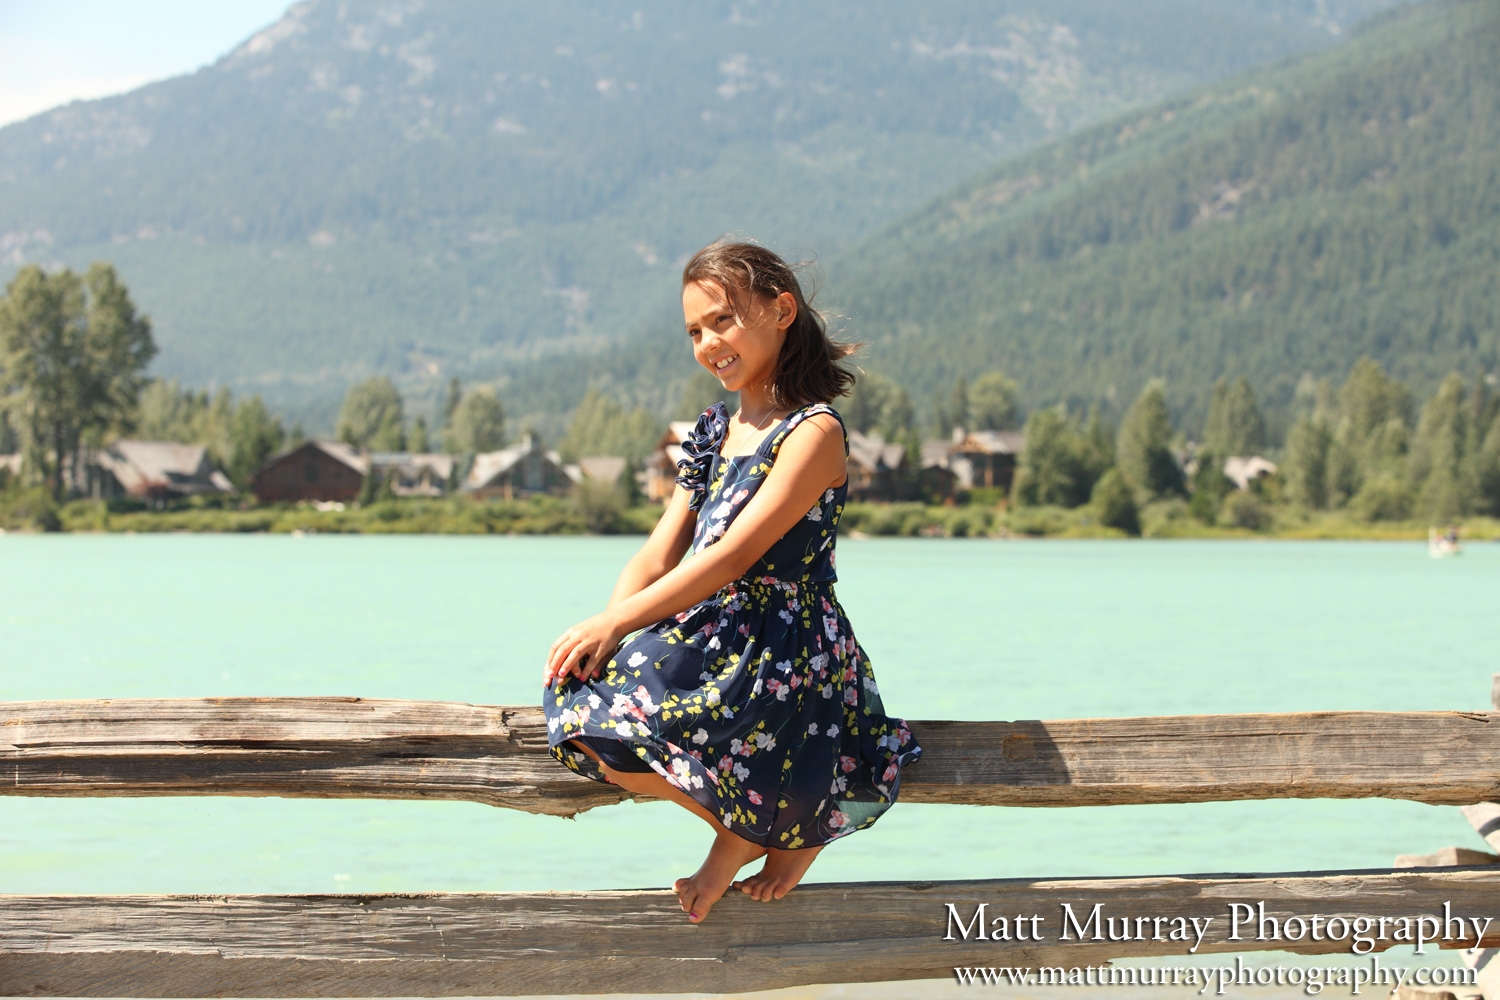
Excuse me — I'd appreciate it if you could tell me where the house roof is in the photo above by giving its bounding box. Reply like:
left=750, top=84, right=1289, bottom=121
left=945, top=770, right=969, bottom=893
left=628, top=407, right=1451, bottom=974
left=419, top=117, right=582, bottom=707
left=251, top=440, right=369, bottom=482
left=920, top=439, right=953, bottom=470
left=578, top=455, right=627, bottom=483
left=952, top=429, right=1025, bottom=455
left=1223, top=455, right=1278, bottom=491
left=310, top=440, right=369, bottom=474
left=846, top=430, right=906, bottom=473
left=370, top=452, right=456, bottom=481
left=98, top=440, right=229, bottom=496
left=465, top=435, right=567, bottom=489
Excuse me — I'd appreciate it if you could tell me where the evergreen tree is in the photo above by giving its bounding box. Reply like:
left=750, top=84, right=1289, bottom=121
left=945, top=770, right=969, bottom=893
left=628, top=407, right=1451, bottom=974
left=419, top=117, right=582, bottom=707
left=337, top=376, right=406, bottom=452
left=202, top=387, right=234, bottom=467
left=409, top=415, right=430, bottom=453
left=1091, top=467, right=1140, bottom=535
left=1012, top=406, right=1104, bottom=507
left=1283, top=415, right=1333, bottom=509
left=445, top=387, right=507, bottom=453
left=1188, top=451, right=1233, bottom=524
left=1333, top=358, right=1411, bottom=506
left=1471, top=409, right=1500, bottom=516
left=442, top=377, right=462, bottom=428
left=1116, top=380, right=1183, bottom=499
left=1408, top=372, right=1471, bottom=520
left=842, top=373, right=914, bottom=441
left=559, top=389, right=661, bottom=462
left=227, top=396, right=285, bottom=489
left=135, top=379, right=202, bottom=441
left=1202, top=376, right=1265, bottom=456
left=968, top=371, right=1020, bottom=430
left=1082, top=406, right=1115, bottom=473
left=937, top=375, right=971, bottom=435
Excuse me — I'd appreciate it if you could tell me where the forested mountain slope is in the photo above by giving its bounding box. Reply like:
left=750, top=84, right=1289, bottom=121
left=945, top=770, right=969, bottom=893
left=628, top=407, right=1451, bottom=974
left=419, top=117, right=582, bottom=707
left=0, top=0, right=1390, bottom=428
left=823, top=0, right=1499, bottom=428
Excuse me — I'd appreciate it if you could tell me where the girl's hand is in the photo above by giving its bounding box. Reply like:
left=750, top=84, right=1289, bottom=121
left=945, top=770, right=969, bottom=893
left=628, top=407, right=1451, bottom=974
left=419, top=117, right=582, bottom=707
left=544, top=612, right=626, bottom=688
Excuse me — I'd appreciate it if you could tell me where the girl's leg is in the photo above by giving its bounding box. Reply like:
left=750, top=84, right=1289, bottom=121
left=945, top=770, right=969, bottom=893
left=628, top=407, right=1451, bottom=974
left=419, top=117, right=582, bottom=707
left=568, top=740, right=764, bottom=923
left=733, top=845, right=825, bottom=901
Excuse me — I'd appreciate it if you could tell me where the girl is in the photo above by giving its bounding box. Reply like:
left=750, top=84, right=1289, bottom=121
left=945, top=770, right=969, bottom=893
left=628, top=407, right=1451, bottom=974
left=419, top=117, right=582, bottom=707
left=542, top=239, right=920, bottom=924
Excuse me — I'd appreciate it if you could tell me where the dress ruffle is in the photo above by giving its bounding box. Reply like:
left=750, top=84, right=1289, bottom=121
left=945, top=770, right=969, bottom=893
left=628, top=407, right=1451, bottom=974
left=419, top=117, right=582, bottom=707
left=674, top=402, right=730, bottom=512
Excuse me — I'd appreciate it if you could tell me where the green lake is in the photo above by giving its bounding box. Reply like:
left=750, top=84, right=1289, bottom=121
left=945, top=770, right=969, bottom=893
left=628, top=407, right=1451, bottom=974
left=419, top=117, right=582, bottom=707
left=1, top=535, right=1495, bottom=897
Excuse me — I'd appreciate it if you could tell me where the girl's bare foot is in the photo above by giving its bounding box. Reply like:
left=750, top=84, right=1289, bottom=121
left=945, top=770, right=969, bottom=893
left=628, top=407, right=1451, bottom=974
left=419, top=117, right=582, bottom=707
left=674, top=831, right=766, bottom=923
left=733, top=845, right=824, bottom=901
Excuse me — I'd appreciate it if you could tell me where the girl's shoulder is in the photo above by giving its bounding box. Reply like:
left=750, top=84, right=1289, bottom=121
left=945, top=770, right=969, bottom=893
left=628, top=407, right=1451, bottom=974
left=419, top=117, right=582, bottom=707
left=768, top=401, right=848, bottom=459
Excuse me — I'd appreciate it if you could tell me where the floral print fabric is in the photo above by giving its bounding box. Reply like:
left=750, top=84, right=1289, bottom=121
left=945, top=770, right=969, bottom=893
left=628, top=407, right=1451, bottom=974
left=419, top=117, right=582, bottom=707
left=545, top=401, right=921, bottom=849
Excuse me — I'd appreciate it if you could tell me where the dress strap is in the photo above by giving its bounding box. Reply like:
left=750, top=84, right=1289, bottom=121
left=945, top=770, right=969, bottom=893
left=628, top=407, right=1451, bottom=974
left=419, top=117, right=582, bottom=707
left=765, top=402, right=848, bottom=459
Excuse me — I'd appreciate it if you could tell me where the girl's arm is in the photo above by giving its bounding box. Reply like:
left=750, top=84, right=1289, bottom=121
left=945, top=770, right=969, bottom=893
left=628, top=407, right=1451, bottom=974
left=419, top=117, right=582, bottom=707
left=545, top=412, right=845, bottom=686
left=606, top=485, right=697, bottom=607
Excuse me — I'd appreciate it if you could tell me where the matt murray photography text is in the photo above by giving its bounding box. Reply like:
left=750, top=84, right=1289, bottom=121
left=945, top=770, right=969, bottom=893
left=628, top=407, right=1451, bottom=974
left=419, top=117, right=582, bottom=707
left=943, top=902, right=1493, bottom=954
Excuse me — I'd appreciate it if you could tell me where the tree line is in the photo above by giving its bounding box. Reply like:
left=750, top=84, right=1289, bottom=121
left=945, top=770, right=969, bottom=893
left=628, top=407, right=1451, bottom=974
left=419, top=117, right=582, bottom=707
left=999, top=361, right=1500, bottom=534
left=6, top=264, right=1498, bottom=530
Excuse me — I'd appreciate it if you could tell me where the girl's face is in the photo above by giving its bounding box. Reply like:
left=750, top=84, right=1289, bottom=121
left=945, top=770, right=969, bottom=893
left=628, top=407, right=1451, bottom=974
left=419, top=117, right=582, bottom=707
left=682, top=279, right=795, bottom=397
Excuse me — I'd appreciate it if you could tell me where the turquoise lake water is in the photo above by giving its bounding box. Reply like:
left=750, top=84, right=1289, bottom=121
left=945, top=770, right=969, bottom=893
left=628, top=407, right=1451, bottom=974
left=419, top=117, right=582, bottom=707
left=1, top=535, right=1496, bottom=898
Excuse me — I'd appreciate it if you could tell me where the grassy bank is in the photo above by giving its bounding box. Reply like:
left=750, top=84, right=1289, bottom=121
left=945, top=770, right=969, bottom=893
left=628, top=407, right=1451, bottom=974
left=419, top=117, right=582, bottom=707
left=0, top=491, right=659, bottom=536
left=840, top=501, right=1500, bottom=541
left=2, top=488, right=1495, bottom=541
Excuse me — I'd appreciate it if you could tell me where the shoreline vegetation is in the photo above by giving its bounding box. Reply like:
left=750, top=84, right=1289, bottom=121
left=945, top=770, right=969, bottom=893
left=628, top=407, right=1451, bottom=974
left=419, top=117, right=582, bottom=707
left=4, top=268, right=1498, bottom=544
left=3, top=492, right=1496, bottom=541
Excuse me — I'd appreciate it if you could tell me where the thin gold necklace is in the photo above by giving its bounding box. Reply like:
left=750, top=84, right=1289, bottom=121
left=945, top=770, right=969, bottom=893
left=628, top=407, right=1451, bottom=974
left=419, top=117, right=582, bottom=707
left=734, top=405, right=779, bottom=431
left=726, top=403, right=779, bottom=455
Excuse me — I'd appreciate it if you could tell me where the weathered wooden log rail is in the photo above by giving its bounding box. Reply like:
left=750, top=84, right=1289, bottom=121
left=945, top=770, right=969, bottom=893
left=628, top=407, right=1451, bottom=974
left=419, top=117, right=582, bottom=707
left=5, top=870, right=1500, bottom=998
left=5, top=697, right=1500, bottom=997
left=5, top=698, right=1500, bottom=812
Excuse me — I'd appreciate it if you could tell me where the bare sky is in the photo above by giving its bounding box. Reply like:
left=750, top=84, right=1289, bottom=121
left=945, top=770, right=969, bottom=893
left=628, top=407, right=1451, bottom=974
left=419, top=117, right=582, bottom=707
left=0, top=0, right=295, bottom=127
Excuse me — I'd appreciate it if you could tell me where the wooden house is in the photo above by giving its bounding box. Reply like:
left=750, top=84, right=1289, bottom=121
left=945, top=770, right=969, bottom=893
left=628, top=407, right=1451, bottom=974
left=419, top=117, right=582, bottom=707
left=645, top=420, right=699, bottom=503
left=369, top=453, right=456, bottom=498
left=845, top=429, right=912, bottom=502
left=250, top=441, right=367, bottom=504
left=87, top=441, right=233, bottom=503
left=948, top=428, right=1025, bottom=493
left=918, top=438, right=960, bottom=501
left=464, top=435, right=574, bottom=500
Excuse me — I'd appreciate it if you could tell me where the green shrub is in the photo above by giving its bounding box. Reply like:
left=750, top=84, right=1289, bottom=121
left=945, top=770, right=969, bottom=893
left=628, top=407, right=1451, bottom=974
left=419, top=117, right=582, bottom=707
left=1350, top=475, right=1413, bottom=522
left=1221, top=490, right=1270, bottom=531
left=1006, top=505, right=1070, bottom=537
left=965, top=486, right=1006, bottom=507
left=1091, top=468, right=1141, bottom=536
left=944, top=507, right=993, bottom=537
left=1139, top=498, right=1193, bottom=537
left=0, top=486, right=61, bottom=532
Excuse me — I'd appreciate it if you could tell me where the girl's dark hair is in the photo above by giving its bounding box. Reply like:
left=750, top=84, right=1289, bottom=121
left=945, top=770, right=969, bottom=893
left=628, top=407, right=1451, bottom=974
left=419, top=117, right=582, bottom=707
left=682, top=239, right=860, bottom=409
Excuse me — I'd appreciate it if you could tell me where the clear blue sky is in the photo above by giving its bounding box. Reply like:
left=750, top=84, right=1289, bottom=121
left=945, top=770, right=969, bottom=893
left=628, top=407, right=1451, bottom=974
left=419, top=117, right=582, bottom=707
left=0, top=1, right=295, bottom=127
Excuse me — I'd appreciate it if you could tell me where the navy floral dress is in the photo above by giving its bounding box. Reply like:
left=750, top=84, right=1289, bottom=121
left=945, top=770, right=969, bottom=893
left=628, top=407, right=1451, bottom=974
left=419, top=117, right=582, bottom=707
left=545, top=401, right=921, bottom=850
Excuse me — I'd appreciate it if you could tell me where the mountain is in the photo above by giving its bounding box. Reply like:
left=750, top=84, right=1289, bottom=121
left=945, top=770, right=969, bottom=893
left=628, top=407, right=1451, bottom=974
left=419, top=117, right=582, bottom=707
left=817, top=0, right=1500, bottom=432
left=0, top=0, right=1394, bottom=430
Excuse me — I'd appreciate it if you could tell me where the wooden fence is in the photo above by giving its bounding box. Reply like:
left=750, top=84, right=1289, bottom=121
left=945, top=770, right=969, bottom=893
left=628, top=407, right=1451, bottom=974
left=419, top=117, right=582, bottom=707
left=4, top=693, right=1500, bottom=997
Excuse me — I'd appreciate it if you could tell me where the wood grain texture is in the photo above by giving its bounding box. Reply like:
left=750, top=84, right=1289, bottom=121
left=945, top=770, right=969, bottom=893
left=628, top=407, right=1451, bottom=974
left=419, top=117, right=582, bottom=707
left=5, top=699, right=1500, bottom=814
left=5, top=869, right=1500, bottom=996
